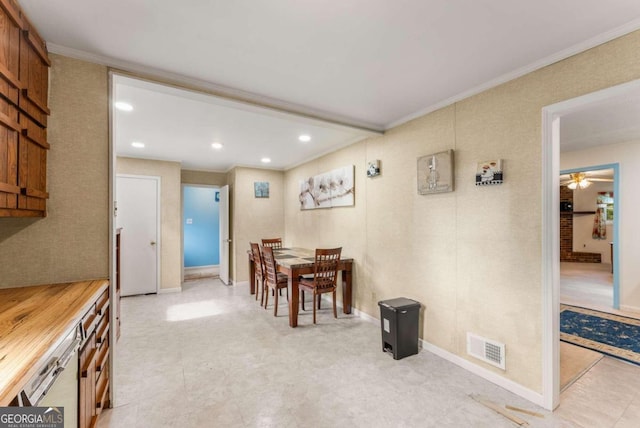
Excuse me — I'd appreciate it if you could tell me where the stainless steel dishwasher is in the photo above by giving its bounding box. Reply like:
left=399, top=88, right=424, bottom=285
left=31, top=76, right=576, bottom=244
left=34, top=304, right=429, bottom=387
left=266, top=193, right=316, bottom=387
left=19, top=324, right=81, bottom=428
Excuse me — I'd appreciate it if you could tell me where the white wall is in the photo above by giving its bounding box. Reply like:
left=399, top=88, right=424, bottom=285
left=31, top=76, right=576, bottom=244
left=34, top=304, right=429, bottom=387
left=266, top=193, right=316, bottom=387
left=572, top=181, right=614, bottom=264
left=561, top=139, right=640, bottom=311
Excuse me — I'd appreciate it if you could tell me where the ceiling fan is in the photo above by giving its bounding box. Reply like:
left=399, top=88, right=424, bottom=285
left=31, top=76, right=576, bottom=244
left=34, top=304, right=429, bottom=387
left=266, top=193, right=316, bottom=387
left=559, top=171, right=613, bottom=189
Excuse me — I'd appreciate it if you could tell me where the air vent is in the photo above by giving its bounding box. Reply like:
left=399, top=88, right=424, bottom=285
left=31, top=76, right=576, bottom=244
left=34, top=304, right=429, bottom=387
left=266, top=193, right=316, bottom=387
left=467, top=332, right=506, bottom=370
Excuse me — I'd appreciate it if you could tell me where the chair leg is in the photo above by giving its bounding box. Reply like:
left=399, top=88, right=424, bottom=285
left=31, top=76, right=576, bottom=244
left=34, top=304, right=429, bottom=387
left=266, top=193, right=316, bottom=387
left=301, top=290, right=305, bottom=311
left=318, top=294, right=321, bottom=310
left=313, top=291, right=317, bottom=324
left=286, top=286, right=289, bottom=302
left=274, top=286, right=279, bottom=317
left=332, top=290, right=337, bottom=319
left=264, top=286, right=269, bottom=309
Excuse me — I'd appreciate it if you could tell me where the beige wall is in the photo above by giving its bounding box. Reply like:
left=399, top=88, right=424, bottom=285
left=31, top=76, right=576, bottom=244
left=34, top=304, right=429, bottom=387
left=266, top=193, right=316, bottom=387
left=230, top=167, right=284, bottom=282
left=283, top=31, right=640, bottom=394
left=562, top=139, right=640, bottom=311
left=116, top=157, right=182, bottom=291
left=0, top=55, right=109, bottom=288
left=181, top=169, right=227, bottom=186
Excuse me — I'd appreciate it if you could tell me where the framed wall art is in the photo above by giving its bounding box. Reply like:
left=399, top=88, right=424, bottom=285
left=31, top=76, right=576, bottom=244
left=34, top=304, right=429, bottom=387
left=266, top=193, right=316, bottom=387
left=417, top=149, right=454, bottom=194
left=254, top=181, right=269, bottom=198
left=475, top=160, right=503, bottom=186
left=299, top=165, right=355, bottom=210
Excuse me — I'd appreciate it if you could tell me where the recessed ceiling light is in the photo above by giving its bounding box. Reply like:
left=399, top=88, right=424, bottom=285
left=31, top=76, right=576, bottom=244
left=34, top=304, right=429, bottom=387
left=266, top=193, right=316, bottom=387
left=298, top=134, right=311, bottom=142
left=131, top=142, right=145, bottom=148
left=211, top=142, right=223, bottom=150
left=261, top=157, right=271, bottom=163
left=115, top=102, right=133, bottom=112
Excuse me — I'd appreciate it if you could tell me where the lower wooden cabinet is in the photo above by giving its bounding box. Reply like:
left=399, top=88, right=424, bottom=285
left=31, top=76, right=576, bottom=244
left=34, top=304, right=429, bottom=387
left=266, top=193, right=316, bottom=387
left=78, top=287, right=110, bottom=428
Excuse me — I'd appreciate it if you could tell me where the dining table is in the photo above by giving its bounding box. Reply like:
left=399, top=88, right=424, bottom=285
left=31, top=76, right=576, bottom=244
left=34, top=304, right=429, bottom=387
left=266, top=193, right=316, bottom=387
left=248, top=247, right=353, bottom=327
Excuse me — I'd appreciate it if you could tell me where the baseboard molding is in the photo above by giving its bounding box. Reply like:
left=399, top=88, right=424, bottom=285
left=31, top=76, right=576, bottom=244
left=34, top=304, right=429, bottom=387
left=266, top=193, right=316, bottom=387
left=420, top=341, right=544, bottom=407
left=158, top=287, right=182, bottom=294
left=619, top=305, right=640, bottom=315
left=353, top=306, right=544, bottom=408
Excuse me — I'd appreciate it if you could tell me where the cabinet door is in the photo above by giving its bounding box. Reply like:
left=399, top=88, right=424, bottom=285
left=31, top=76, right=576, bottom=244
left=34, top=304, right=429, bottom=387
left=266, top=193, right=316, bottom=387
left=18, top=16, right=49, bottom=128
left=0, top=0, right=22, bottom=213
left=17, top=113, right=47, bottom=212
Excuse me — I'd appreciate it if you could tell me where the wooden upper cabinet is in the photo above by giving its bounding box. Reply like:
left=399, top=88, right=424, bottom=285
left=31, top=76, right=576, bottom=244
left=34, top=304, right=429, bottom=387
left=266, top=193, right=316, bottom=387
left=0, top=0, right=22, bottom=213
left=0, top=0, right=50, bottom=217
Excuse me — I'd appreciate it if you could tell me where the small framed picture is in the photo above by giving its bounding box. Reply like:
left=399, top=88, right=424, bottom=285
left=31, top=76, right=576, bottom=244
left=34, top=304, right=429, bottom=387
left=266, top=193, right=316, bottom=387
left=417, top=149, right=454, bottom=194
left=254, top=181, right=269, bottom=198
left=475, top=160, right=503, bottom=186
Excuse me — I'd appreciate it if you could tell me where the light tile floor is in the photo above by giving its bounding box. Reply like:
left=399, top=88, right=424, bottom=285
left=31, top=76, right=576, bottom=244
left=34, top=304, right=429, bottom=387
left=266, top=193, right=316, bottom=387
left=98, top=278, right=640, bottom=428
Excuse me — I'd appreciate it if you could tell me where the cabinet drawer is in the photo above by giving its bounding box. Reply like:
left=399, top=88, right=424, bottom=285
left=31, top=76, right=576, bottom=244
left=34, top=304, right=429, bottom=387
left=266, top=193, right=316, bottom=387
left=81, top=304, right=97, bottom=340
left=96, top=308, right=109, bottom=346
left=96, top=289, right=109, bottom=316
left=95, top=373, right=109, bottom=413
left=95, top=336, right=109, bottom=373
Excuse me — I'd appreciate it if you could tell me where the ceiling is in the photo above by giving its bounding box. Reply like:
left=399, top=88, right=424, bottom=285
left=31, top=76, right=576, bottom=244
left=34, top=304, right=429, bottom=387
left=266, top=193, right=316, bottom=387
left=113, top=75, right=376, bottom=170
left=560, top=169, right=614, bottom=183
left=20, top=0, right=640, bottom=171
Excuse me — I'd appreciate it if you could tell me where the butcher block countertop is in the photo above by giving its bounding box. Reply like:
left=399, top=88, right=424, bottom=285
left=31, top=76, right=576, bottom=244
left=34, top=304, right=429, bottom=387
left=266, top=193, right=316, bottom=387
left=0, top=279, right=109, bottom=406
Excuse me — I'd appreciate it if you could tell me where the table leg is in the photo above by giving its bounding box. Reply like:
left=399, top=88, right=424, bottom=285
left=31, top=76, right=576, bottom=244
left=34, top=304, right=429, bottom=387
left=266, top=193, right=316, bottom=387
left=248, top=256, right=255, bottom=295
left=289, top=269, right=300, bottom=327
left=342, top=268, right=352, bottom=314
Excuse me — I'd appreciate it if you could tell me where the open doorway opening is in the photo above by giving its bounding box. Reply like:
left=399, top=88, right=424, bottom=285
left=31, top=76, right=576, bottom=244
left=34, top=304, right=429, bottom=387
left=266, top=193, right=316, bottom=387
left=542, top=78, right=640, bottom=410
left=183, top=185, right=220, bottom=280
left=559, top=166, right=616, bottom=311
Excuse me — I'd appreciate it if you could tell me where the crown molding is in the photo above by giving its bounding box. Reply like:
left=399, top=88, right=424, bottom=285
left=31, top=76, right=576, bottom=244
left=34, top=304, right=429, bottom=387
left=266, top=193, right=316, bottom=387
left=385, top=17, right=640, bottom=130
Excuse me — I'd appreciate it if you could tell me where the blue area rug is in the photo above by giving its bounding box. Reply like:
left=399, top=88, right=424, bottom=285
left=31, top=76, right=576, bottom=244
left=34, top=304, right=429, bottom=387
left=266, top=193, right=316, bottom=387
left=560, top=305, right=640, bottom=365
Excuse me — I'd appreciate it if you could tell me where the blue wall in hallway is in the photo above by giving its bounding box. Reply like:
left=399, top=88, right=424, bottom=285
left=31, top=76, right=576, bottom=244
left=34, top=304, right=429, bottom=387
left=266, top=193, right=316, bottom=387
left=184, top=186, right=219, bottom=267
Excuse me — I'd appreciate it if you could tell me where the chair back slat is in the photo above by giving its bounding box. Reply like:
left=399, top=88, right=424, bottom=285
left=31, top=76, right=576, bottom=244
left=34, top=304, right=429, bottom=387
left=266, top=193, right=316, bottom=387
left=313, top=247, right=341, bottom=290
left=262, top=238, right=283, bottom=249
left=261, top=246, right=279, bottom=287
left=250, top=242, right=264, bottom=278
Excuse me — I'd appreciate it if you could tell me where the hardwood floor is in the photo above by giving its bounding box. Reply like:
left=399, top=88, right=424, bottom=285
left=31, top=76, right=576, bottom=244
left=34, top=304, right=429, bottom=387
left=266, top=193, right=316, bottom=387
left=560, top=262, right=613, bottom=311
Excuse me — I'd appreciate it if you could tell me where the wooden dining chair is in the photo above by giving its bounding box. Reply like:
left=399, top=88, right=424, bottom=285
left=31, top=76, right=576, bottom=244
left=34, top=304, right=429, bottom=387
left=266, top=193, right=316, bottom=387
left=261, top=246, right=289, bottom=316
left=298, top=247, right=342, bottom=324
left=250, top=242, right=267, bottom=305
left=261, top=238, right=282, bottom=249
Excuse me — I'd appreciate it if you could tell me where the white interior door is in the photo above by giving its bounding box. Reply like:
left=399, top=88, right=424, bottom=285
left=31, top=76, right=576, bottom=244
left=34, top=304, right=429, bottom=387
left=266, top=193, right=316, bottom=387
left=116, top=175, right=159, bottom=296
left=219, top=185, right=230, bottom=284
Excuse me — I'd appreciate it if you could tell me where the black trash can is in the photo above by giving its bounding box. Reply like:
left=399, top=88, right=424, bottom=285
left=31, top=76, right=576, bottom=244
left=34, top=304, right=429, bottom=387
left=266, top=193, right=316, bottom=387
left=378, top=298, right=420, bottom=360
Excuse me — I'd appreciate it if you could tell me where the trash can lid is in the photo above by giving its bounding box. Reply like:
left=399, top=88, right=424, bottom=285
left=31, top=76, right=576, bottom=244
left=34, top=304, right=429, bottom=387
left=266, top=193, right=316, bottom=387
left=378, top=297, right=420, bottom=310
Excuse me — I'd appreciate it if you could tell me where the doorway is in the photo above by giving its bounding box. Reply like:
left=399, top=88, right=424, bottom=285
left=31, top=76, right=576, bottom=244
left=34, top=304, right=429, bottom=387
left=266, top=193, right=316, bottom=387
left=183, top=185, right=220, bottom=280
left=559, top=165, right=618, bottom=310
left=542, top=78, right=640, bottom=410
left=116, top=174, right=160, bottom=296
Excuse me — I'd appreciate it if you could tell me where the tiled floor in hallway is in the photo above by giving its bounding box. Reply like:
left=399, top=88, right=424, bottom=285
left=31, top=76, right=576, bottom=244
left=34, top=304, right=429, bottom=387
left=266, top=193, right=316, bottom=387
left=98, top=278, right=640, bottom=427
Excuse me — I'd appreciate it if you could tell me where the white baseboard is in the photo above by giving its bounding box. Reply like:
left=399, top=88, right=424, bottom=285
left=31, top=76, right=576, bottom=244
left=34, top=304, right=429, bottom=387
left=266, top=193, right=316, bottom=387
left=158, top=287, right=182, bottom=294
left=353, top=306, right=544, bottom=408
left=419, top=340, right=544, bottom=407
